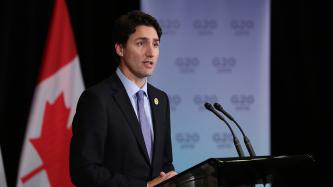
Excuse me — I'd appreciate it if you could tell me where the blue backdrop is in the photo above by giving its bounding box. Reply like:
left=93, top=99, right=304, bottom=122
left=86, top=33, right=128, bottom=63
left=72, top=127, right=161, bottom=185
left=142, top=0, right=270, bottom=172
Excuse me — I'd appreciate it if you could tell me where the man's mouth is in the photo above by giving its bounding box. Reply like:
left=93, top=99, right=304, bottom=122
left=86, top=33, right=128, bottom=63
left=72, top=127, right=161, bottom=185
left=143, top=61, right=153, bottom=65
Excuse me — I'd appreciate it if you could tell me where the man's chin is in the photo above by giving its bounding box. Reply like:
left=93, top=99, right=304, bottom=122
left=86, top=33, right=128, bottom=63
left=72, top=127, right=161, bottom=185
left=142, top=71, right=154, bottom=78
left=137, top=72, right=153, bottom=79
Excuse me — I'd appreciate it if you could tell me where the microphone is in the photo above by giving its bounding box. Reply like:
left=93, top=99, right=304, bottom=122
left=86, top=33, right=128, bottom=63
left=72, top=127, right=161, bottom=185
left=213, top=102, right=256, bottom=157
left=204, top=102, right=244, bottom=157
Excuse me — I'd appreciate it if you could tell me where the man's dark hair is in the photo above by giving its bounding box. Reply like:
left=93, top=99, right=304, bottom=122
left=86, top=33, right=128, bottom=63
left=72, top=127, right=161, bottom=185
left=112, top=10, right=162, bottom=64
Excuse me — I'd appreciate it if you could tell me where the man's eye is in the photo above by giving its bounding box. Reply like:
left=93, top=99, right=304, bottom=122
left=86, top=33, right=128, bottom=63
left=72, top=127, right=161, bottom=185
left=137, top=41, right=144, bottom=46
left=154, top=42, right=160, bottom=47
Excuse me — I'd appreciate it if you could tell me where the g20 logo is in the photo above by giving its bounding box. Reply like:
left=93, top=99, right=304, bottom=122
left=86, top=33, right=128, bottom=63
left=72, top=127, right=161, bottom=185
left=212, top=132, right=233, bottom=149
left=230, top=19, right=254, bottom=36
left=175, top=133, right=200, bottom=149
left=230, top=94, right=255, bottom=111
left=193, top=95, right=218, bottom=111
left=193, top=19, right=218, bottom=35
left=212, top=57, right=237, bottom=73
left=159, top=19, right=181, bottom=35
left=175, top=57, right=200, bottom=73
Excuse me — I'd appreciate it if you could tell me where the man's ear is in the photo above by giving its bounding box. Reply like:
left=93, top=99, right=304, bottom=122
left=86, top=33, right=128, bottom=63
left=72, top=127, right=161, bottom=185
left=115, top=43, right=124, bottom=57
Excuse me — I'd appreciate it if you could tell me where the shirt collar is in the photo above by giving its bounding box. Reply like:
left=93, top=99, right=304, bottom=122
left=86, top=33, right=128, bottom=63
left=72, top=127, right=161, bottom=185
left=116, top=67, right=148, bottom=97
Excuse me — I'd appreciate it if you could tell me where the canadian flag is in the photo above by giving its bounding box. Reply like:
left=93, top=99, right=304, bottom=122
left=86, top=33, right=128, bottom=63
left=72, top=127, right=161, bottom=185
left=17, top=0, right=84, bottom=186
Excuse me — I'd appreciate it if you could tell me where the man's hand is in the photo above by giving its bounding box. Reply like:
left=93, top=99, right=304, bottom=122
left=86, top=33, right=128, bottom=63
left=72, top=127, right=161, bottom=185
left=147, top=171, right=177, bottom=187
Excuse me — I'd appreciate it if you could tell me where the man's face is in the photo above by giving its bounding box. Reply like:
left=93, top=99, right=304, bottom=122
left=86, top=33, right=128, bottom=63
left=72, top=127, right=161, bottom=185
left=117, top=25, right=160, bottom=81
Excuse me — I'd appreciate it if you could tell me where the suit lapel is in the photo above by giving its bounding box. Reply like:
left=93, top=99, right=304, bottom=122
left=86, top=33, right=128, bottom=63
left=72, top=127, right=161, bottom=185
left=110, top=75, right=151, bottom=164
left=148, top=86, right=164, bottom=165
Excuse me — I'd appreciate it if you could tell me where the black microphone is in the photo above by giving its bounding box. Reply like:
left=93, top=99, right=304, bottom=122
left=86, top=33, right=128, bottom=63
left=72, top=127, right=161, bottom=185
left=213, top=102, right=256, bottom=157
left=204, top=102, right=244, bottom=157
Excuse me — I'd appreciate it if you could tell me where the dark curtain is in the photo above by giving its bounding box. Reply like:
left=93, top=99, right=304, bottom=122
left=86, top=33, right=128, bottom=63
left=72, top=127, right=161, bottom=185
left=0, top=0, right=329, bottom=186
left=271, top=0, right=329, bottom=186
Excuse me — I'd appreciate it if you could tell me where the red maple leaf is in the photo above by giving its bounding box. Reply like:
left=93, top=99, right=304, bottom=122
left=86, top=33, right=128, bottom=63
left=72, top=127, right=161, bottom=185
left=21, top=92, right=74, bottom=186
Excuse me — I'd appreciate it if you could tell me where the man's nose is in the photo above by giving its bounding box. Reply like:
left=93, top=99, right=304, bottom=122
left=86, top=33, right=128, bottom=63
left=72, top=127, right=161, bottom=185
left=145, top=44, right=155, bottom=57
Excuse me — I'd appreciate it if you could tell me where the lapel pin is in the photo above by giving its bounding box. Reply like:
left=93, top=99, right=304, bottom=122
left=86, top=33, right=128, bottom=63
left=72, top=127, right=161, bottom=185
left=154, top=98, right=159, bottom=105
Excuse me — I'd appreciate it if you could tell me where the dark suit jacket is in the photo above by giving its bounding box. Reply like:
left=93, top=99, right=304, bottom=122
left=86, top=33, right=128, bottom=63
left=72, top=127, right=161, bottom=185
left=70, top=73, right=174, bottom=187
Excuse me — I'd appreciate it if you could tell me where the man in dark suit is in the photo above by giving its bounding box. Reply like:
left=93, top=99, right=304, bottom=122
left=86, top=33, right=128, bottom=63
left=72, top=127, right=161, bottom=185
left=69, top=10, right=176, bottom=187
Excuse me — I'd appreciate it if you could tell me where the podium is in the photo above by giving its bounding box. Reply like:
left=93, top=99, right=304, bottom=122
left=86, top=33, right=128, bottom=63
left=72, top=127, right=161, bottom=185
left=157, top=154, right=316, bottom=187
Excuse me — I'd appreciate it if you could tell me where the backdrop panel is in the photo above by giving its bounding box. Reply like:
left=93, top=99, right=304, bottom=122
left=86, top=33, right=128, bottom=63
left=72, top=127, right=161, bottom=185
left=142, top=0, right=270, bottom=172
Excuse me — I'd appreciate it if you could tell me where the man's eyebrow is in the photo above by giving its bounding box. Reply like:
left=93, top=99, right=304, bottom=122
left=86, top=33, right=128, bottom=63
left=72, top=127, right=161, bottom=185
left=135, top=37, right=160, bottom=42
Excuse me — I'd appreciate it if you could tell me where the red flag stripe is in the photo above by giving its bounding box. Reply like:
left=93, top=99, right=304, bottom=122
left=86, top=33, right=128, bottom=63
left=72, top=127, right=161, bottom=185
left=38, top=0, right=77, bottom=84
left=20, top=165, right=44, bottom=183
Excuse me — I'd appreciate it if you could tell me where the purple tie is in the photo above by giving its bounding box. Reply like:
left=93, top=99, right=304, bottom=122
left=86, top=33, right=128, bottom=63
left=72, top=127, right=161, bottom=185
left=136, top=90, right=153, bottom=161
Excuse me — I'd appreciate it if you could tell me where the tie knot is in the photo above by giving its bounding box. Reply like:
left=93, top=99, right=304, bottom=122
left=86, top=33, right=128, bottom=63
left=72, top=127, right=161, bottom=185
left=136, top=90, right=145, bottom=101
